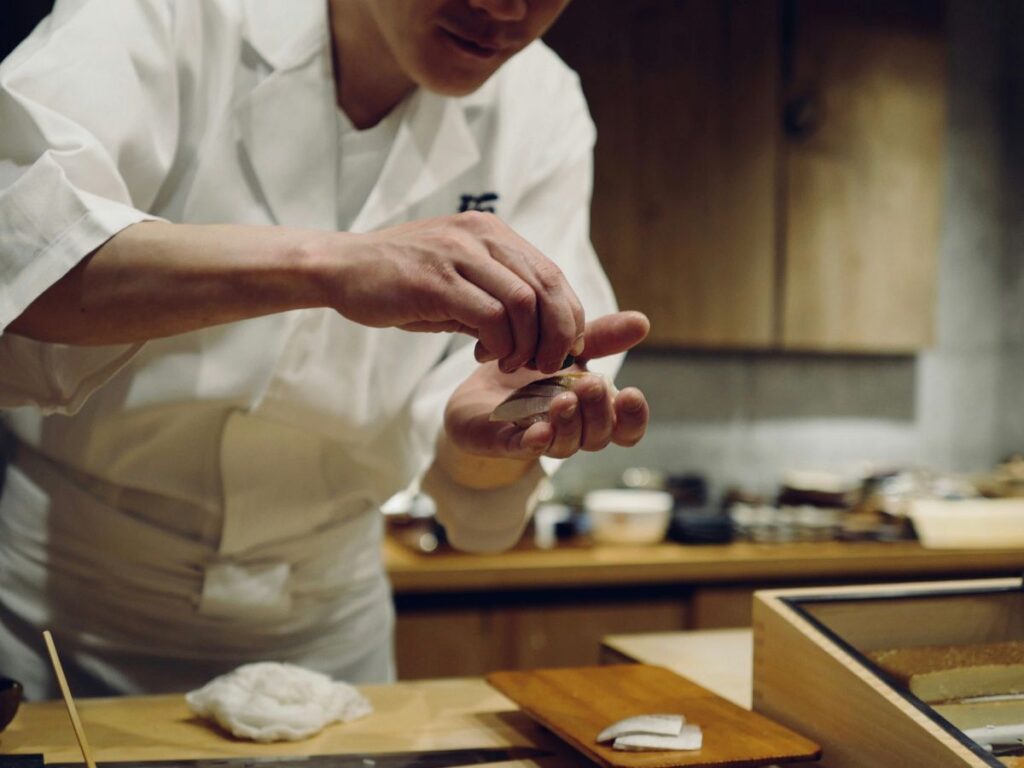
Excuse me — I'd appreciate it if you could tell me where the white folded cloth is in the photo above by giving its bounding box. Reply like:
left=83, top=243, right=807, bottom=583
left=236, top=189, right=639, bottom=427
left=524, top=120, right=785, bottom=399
left=185, top=662, right=372, bottom=742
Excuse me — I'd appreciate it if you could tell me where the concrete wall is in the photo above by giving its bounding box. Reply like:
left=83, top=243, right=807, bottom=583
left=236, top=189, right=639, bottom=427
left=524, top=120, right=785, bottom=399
left=996, top=0, right=1024, bottom=459
left=556, top=0, right=1022, bottom=498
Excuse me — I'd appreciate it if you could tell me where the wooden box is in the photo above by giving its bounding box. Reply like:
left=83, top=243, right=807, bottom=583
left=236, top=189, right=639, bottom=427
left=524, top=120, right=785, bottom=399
left=753, top=578, right=1024, bottom=768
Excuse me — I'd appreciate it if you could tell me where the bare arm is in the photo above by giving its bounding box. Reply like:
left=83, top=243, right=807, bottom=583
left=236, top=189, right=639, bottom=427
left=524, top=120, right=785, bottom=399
left=8, top=221, right=330, bottom=344
left=8, top=212, right=585, bottom=374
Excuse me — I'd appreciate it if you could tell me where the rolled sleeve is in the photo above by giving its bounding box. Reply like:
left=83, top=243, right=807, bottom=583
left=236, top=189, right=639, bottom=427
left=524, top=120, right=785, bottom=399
left=0, top=0, right=177, bottom=412
left=0, top=163, right=155, bottom=329
left=426, top=459, right=546, bottom=554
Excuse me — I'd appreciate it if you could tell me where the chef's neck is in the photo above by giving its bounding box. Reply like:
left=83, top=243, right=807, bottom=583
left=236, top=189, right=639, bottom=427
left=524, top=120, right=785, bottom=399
left=329, top=0, right=416, bottom=130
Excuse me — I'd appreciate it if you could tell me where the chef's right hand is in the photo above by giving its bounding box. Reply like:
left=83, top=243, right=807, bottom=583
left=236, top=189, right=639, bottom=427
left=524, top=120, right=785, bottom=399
left=324, top=211, right=586, bottom=375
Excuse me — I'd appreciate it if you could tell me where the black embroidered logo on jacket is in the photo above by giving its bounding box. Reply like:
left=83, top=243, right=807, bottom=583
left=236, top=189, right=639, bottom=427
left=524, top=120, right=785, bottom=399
left=458, top=192, right=499, bottom=213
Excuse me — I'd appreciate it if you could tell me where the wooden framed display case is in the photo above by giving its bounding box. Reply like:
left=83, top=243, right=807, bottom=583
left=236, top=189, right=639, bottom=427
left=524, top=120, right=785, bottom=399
left=753, top=578, right=1024, bottom=768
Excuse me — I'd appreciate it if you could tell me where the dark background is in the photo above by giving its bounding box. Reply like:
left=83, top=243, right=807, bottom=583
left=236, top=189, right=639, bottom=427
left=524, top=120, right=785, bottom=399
left=1, top=1, right=55, bottom=62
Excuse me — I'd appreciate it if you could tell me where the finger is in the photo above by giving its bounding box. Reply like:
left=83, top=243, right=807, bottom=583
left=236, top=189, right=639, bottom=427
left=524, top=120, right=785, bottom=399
left=474, top=341, right=499, bottom=364
left=455, top=258, right=539, bottom=373
left=574, top=374, right=615, bottom=451
left=577, top=311, right=651, bottom=363
left=611, top=387, right=649, bottom=447
left=534, top=291, right=586, bottom=374
left=478, top=235, right=584, bottom=374
left=517, top=420, right=554, bottom=456
left=444, top=278, right=515, bottom=363
left=507, top=253, right=584, bottom=374
left=453, top=407, right=550, bottom=460
left=544, top=391, right=581, bottom=459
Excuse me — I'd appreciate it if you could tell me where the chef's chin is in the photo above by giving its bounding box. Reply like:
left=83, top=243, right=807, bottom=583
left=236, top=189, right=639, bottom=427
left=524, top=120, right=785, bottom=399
left=412, top=33, right=514, bottom=96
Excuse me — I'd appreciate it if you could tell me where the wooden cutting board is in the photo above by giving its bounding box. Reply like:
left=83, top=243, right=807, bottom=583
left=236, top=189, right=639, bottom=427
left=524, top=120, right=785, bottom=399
left=487, top=665, right=821, bottom=768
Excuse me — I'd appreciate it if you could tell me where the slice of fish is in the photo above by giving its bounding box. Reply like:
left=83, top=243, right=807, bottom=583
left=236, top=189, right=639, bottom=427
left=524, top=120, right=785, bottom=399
left=490, top=372, right=621, bottom=428
left=489, top=373, right=588, bottom=428
left=596, top=714, right=687, bottom=743
left=612, top=725, right=703, bottom=752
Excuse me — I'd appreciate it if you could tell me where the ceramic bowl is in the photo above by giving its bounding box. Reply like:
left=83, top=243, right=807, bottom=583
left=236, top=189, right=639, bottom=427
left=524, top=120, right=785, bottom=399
left=584, top=489, right=674, bottom=545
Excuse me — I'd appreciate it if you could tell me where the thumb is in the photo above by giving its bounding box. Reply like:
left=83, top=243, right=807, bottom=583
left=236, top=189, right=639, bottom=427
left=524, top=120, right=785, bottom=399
left=577, top=311, right=650, bottom=363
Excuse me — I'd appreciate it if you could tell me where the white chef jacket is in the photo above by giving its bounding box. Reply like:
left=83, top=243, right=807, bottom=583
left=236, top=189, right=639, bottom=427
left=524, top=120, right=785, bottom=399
left=0, top=0, right=619, bottom=697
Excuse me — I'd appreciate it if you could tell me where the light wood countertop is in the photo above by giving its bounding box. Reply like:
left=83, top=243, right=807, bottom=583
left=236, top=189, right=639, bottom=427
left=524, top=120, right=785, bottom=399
left=0, top=678, right=574, bottom=765
left=385, top=537, right=1024, bottom=594
left=602, top=630, right=755, bottom=710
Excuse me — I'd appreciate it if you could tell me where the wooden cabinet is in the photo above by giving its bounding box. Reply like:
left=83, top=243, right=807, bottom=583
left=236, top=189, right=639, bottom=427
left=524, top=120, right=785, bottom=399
left=781, top=0, right=945, bottom=351
left=545, top=0, right=945, bottom=353
left=545, top=0, right=780, bottom=349
left=394, top=589, right=689, bottom=679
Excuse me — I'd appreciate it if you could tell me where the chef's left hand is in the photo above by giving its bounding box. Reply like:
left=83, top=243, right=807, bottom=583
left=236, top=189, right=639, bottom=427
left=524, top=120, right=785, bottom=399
left=443, top=311, right=650, bottom=462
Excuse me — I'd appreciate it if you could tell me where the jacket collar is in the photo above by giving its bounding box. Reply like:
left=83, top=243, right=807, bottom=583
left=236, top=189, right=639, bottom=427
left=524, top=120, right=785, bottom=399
left=238, top=0, right=483, bottom=233
left=349, top=88, right=480, bottom=232
left=242, top=0, right=326, bottom=71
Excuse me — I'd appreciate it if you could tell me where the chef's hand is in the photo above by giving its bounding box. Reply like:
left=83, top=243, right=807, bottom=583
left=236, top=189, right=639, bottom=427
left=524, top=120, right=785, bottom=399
left=329, top=212, right=585, bottom=374
left=437, top=312, right=650, bottom=487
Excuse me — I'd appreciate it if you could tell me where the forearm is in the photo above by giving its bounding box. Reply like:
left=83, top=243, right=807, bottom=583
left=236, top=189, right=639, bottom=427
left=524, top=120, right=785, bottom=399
left=7, top=221, right=344, bottom=344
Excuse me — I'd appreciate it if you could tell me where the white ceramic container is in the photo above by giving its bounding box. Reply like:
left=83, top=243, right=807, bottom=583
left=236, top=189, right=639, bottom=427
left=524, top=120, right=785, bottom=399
left=908, top=498, right=1024, bottom=548
left=584, top=489, right=674, bottom=545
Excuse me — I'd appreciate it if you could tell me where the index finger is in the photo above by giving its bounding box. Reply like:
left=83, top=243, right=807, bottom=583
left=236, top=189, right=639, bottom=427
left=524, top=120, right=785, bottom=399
left=486, top=247, right=584, bottom=373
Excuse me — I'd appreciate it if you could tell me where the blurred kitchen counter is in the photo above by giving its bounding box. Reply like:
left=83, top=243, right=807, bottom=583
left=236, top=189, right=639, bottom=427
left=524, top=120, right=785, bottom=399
left=385, top=537, right=1024, bottom=593
left=386, top=537, right=1024, bottom=680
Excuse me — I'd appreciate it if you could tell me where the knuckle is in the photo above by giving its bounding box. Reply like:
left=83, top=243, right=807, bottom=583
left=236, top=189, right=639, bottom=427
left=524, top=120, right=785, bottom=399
left=481, top=300, right=507, bottom=325
left=507, top=283, right=537, bottom=314
left=534, top=261, right=566, bottom=293
left=457, top=210, right=494, bottom=232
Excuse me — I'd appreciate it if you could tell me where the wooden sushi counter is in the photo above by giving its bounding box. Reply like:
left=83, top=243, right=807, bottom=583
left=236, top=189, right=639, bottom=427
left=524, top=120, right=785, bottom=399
left=0, top=633, right=799, bottom=767
left=0, top=677, right=577, bottom=765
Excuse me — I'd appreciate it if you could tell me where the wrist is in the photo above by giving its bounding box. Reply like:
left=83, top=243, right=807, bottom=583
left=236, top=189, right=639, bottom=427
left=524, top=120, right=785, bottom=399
left=434, top=431, right=539, bottom=490
left=291, top=229, right=364, bottom=311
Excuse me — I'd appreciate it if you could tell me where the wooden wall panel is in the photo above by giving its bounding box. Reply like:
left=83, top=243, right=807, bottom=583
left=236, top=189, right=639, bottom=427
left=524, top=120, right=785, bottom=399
left=781, top=0, right=945, bottom=352
left=546, top=1, right=781, bottom=348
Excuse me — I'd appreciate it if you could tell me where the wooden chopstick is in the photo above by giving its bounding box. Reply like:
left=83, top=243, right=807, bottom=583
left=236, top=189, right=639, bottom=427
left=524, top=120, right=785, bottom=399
left=42, top=630, right=98, bottom=768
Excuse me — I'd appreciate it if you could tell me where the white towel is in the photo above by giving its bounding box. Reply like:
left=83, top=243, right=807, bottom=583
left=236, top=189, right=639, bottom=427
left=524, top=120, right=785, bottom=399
left=185, top=662, right=372, bottom=742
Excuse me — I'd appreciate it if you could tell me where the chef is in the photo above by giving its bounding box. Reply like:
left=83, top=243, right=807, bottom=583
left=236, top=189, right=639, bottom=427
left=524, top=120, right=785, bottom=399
left=0, top=0, right=650, bottom=699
